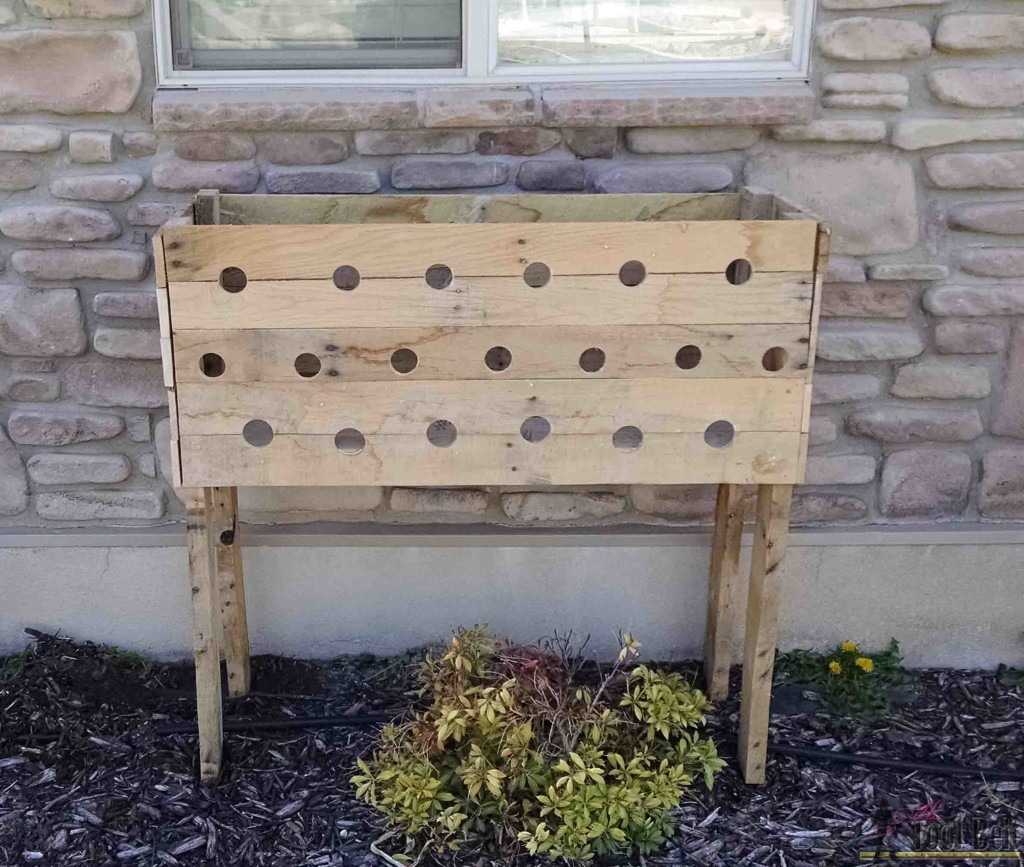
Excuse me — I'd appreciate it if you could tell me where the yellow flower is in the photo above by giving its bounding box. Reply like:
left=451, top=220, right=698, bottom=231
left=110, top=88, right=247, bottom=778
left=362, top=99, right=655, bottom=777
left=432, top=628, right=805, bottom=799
left=856, top=657, right=875, bottom=674
left=828, top=661, right=843, bottom=676
left=841, top=640, right=859, bottom=653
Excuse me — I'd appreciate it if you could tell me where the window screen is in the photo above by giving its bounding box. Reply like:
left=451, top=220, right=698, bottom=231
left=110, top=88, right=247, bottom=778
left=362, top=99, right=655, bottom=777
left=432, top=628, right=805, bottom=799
left=496, top=0, right=795, bottom=66
left=171, top=0, right=462, bottom=70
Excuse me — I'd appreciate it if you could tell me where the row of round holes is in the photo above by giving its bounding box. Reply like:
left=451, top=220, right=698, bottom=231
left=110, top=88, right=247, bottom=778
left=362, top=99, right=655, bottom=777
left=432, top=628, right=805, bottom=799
left=218, top=259, right=754, bottom=293
left=241, top=418, right=737, bottom=453
left=200, top=345, right=788, bottom=378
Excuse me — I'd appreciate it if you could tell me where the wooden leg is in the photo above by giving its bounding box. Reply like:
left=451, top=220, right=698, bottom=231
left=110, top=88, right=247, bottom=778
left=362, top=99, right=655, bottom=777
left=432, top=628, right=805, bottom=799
left=185, top=488, right=223, bottom=783
left=738, top=483, right=793, bottom=785
left=211, top=487, right=251, bottom=698
left=703, top=483, right=745, bottom=702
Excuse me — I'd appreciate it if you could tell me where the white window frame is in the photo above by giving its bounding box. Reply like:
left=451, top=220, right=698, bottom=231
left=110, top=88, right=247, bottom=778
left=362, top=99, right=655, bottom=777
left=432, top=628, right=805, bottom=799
left=155, top=0, right=814, bottom=88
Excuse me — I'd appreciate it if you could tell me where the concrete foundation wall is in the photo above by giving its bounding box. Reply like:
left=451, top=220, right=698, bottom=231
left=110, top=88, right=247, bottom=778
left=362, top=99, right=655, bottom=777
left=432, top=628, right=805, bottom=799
left=3, top=526, right=1022, bottom=668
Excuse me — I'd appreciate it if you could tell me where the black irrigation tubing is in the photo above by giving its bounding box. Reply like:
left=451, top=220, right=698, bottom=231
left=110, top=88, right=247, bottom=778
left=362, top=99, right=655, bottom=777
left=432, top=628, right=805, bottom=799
left=719, top=738, right=1024, bottom=782
left=152, top=713, right=394, bottom=736
left=149, top=717, right=1024, bottom=782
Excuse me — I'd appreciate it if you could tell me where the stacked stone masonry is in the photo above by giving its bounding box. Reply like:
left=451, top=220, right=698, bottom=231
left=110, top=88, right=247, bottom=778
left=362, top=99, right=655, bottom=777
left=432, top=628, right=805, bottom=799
left=1, top=0, right=1023, bottom=527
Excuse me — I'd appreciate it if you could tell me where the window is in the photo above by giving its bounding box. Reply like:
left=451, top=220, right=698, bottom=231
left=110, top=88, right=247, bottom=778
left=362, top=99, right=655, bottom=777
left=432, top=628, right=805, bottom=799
left=159, top=0, right=813, bottom=85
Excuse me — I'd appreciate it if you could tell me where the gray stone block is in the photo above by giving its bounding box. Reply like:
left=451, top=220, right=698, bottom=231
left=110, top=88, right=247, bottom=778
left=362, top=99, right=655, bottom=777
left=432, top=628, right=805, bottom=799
left=817, top=17, right=931, bottom=61
left=65, top=359, right=166, bottom=408
left=594, top=163, right=732, bottom=194
left=924, top=284, right=1024, bottom=317
left=846, top=407, right=984, bottom=443
left=390, top=488, right=489, bottom=515
left=391, top=159, right=509, bottom=190
left=0, top=205, right=120, bottom=243
left=979, top=448, right=1024, bottom=518
left=12, top=248, right=149, bottom=281
left=960, top=247, right=1024, bottom=278
left=935, top=321, right=1007, bottom=355
left=93, top=326, right=161, bottom=360
left=804, top=455, right=877, bottom=485
left=821, top=284, right=911, bottom=319
left=891, top=361, right=991, bottom=399
left=126, top=203, right=187, bottom=227
left=563, top=128, right=617, bottom=159
left=935, top=14, right=1024, bottom=52
left=812, top=374, right=883, bottom=406
left=265, top=167, right=380, bottom=194
left=121, top=131, right=158, bottom=158
left=93, top=291, right=159, bottom=320
left=0, top=124, right=62, bottom=152
left=949, top=201, right=1024, bottom=235
left=0, top=30, right=141, bottom=114
left=880, top=449, right=972, bottom=518
left=353, top=130, right=471, bottom=156
left=69, top=131, right=115, bottom=164
left=27, top=453, right=131, bottom=484
left=0, top=159, right=40, bottom=191
left=0, top=423, right=28, bottom=516
left=501, top=492, right=625, bottom=522
left=173, top=133, right=256, bottom=162
left=50, top=173, right=144, bottom=202
left=516, top=160, right=586, bottom=192
left=928, top=68, right=1024, bottom=109
left=626, top=126, right=760, bottom=154
left=992, top=325, right=1024, bottom=439
left=37, top=489, right=165, bottom=521
left=262, top=134, right=350, bottom=164
left=816, top=323, right=924, bottom=361
left=791, top=493, right=868, bottom=524
left=0, top=285, right=86, bottom=357
left=477, top=128, right=561, bottom=156
left=8, top=409, right=124, bottom=446
left=926, top=151, right=1024, bottom=190
left=153, top=158, right=259, bottom=193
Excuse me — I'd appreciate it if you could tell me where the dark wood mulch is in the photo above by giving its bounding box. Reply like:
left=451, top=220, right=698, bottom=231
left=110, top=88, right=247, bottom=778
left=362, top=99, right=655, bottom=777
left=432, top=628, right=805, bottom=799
left=1, top=632, right=1021, bottom=866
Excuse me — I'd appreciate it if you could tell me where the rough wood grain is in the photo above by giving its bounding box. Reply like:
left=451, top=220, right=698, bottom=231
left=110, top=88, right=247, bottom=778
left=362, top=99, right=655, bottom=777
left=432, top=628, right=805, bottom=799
left=209, top=487, right=250, bottom=698
left=162, top=221, right=818, bottom=282
left=172, top=324, right=810, bottom=383
left=178, top=431, right=804, bottom=487
left=168, top=272, right=814, bottom=330
left=704, top=483, right=746, bottom=702
left=738, top=483, right=793, bottom=785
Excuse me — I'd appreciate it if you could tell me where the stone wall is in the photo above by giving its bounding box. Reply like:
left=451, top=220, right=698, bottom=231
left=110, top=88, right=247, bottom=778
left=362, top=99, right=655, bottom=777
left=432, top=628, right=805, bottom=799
left=1, top=0, right=1023, bottom=530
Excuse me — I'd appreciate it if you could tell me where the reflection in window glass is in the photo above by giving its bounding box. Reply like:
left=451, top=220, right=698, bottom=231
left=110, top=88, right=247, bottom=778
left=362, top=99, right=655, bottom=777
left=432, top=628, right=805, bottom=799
left=184, top=0, right=461, bottom=67
left=497, top=0, right=794, bottom=66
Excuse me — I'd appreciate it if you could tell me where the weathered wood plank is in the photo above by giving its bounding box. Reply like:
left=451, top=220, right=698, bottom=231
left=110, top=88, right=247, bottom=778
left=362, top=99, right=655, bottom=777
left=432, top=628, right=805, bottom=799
left=178, top=431, right=804, bottom=487
left=168, top=272, right=814, bottom=330
left=209, top=487, right=250, bottom=698
left=162, top=221, right=819, bottom=281
left=738, top=483, right=794, bottom=785
left=216, top=193, right=743, bottom=227
left=704, top=483, right=746, bottom=702
left=175, top=378, right=806, bottom=437
left=172, top=324, right=811, bottom=384
left=184, top=488, right=223, bottom=783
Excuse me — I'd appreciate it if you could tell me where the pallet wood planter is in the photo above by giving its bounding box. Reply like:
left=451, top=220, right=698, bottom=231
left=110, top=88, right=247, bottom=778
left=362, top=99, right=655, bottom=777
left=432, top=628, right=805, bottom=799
left=155, top=189, right=829, bottom=785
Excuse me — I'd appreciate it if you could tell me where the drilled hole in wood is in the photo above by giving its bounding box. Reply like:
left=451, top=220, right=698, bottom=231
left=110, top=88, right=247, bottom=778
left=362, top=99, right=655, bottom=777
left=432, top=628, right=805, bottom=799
left=613, top=425, right=644, bottom=451
left=425, top=264, right=453, bottom=290
left=523, top=262, right=551, bottom=288
left=427, top=419, right=457, bottom=448
left=675, top=345, right=702, bottom=370
left=391, top=348, right=418, bottom=374
left=485, top=346, right=512, bottom=372
left=726, top=259, right=753, bottom=285
left=333, top=265, right=360, bottom=290
left=294, top=353, right=322, bottom=378
left=579, top=347, right=605, bottom=373
left=619, top=260, right=646, bottom=287
left=704, top=420, right=736, bottom=448
left=335, top=428, right=365, bottom=455
left=762, top=347, right=788, bottom=372
left=199, top=353, right=225, bottom=377
left=521, top=416, right=551, bottom=443
left=219, top=267, right=247, bottom=293
left=242, top=419, right=274, bottom=448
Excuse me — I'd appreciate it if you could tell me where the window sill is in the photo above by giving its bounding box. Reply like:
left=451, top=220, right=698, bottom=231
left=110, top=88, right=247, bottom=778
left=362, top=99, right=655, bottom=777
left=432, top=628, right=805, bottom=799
left=152, top=81, right=814, bottom=133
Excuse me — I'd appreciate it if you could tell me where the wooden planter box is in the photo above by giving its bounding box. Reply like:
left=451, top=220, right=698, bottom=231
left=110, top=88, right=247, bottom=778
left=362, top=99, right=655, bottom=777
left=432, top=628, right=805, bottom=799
left=155, top=189, right=829, bottom=784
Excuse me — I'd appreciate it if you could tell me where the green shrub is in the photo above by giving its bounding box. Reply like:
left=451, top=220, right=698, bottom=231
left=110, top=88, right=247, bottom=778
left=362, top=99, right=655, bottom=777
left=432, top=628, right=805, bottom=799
left=777, top=638, right=905, bottom=718
left=352, top=628, right=724, bottom=863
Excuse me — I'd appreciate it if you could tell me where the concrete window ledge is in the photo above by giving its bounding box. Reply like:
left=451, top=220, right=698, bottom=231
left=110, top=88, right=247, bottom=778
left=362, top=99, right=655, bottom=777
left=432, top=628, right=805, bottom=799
left=152, top=81, right=815, bottom=133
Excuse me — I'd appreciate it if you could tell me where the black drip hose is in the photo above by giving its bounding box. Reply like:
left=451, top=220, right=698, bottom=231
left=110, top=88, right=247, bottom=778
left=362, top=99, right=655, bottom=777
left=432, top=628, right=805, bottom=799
left=149, top=717, right=1024, bottom=782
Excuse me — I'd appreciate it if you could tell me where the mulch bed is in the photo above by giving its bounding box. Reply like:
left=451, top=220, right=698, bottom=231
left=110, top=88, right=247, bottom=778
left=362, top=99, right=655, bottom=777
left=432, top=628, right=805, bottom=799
left=1, top=632, right=1021, bottom=866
